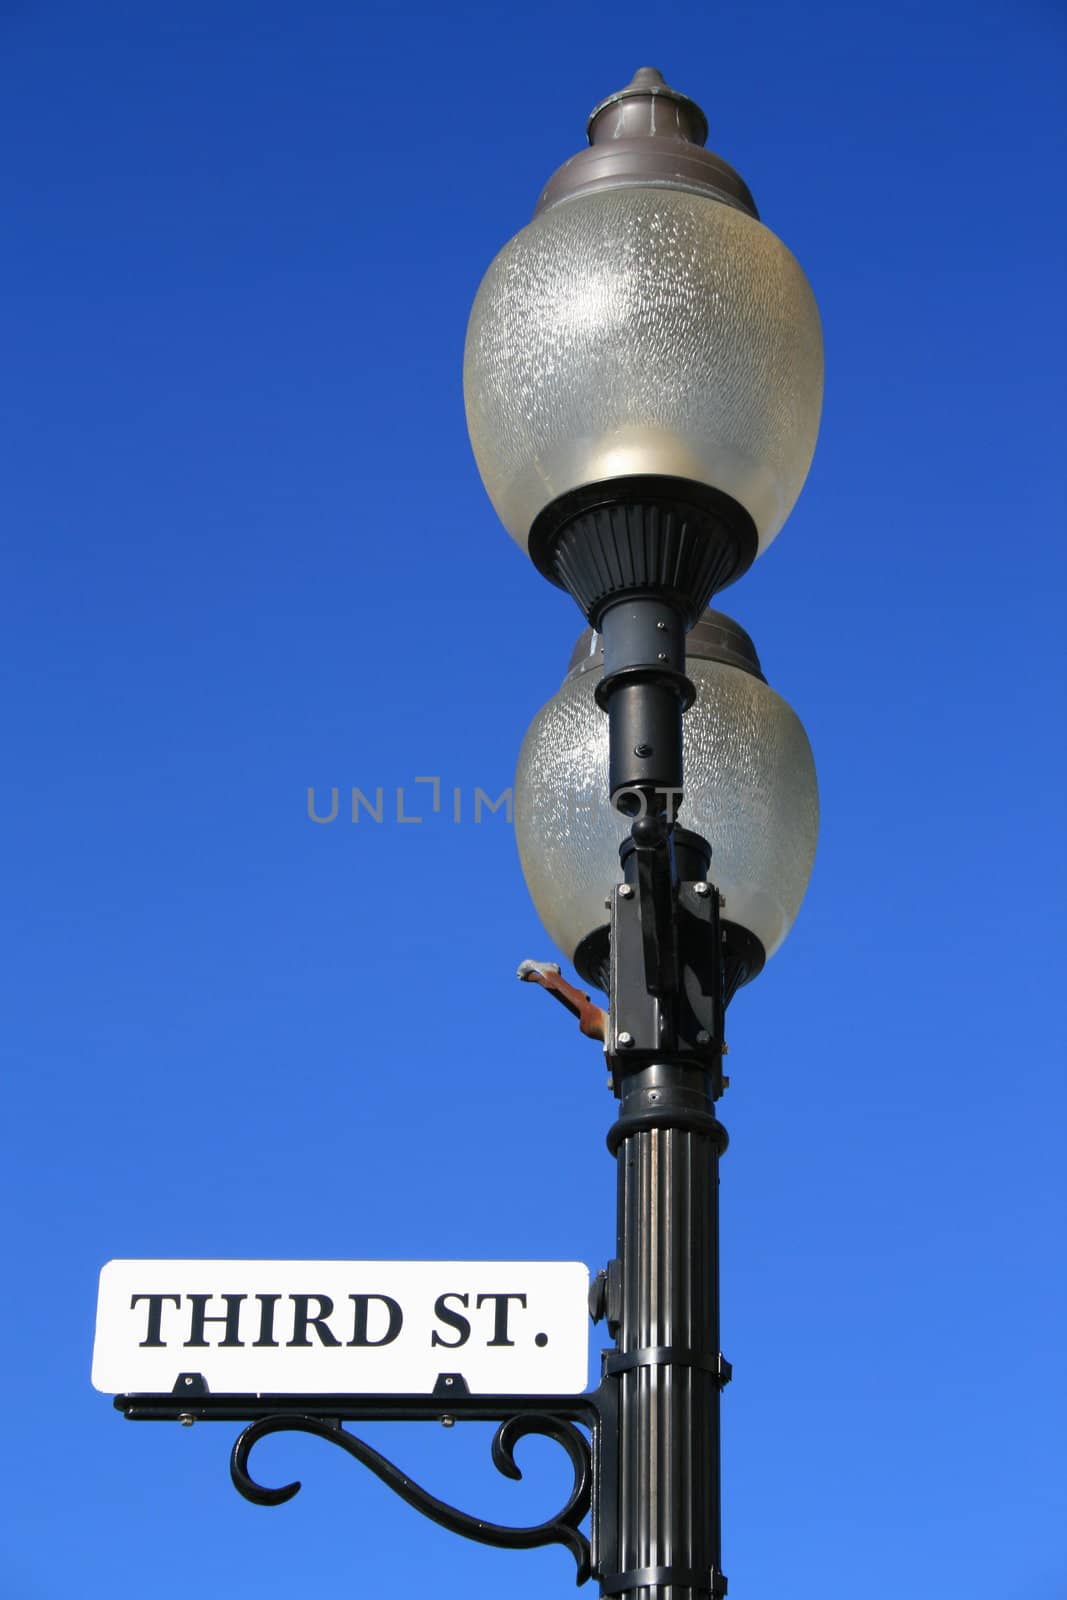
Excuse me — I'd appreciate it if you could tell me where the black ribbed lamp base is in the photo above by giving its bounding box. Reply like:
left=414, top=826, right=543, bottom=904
left=528, top=476, right=758, bottom=627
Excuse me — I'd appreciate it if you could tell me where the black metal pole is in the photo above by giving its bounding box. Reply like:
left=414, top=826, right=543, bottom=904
left=606, top=1064, right=728, bottom=1600
left=596, top=599, right=731, bottom=1598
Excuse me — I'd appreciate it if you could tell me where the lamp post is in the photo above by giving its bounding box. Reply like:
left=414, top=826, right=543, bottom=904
left=466, top=67, right=823, bottom=1596
left=110, top=65, right=823, bottom=1600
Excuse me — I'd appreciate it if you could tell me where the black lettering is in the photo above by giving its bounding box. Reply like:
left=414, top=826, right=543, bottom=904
left=131, top=1293, right=181, bottom=1347
left=288, top=1294, right=341, bottom=1347
left=253, top=1293, right=281, bottom=1347
left=185, top=1293, right=246, bottom=1348
left=476, top=1292, right=527, bottom=1347
left=348, top=1294, right=403, bottom=1347
left=431, top=1292, right=471, bottom=1348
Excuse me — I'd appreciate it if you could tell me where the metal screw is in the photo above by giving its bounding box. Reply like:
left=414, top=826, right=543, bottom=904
left=618, top=1031, right=634, bottom=1048
left=647, top=1090, right=659, bottom=1102
left=657, top=651, right=669, bottom=661
left=178, top=1413, right=195, bottom=1427
left=633, top=743, right=653, bottom=758
left=656, top=620, right=667, bottom=630
left=694, top=882, right=710, bottom=897
left=443, top=1376, right=454, bottom=1385
left=619, top=884, right=634, bottom=899
left=441, top=1414, right=455, bottom=1428
left=696, top=1030, right=712, bottom=1046
left=183, top=1376, right=194, bottom=1384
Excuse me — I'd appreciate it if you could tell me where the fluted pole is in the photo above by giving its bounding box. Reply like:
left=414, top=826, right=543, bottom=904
left=603, top=1056, right=728, bottom=1600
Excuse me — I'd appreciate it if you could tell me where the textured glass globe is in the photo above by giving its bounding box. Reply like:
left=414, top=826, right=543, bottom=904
left=514, top=621, right=818, bottom=969
left=465, top=185, right=823, bottom=553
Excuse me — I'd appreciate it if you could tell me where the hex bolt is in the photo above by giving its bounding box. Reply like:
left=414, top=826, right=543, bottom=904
left=618, top=1031, right=635, bottom=1048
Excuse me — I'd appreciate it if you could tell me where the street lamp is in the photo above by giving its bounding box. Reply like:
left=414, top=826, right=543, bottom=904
left=465, top=68, right=822, bottom=565
left=466, top=63, right=821, bottom=815
left=468, top=66, right=823, bottom=1597
left=514, top=609, right=819, bottom=1003
left=108, top=66, right=823, bottom=1600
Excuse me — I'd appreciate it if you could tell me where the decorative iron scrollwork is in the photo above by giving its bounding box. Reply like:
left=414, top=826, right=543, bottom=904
left=230, top=1410, right=593, bottom=1584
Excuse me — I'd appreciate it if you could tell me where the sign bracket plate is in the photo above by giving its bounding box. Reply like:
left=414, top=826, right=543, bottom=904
left=114, top=1382, right=612, bottom=1588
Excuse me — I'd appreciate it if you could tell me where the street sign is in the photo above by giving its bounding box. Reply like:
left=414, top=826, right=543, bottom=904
left=93, top=1260, right=591, bottom=1396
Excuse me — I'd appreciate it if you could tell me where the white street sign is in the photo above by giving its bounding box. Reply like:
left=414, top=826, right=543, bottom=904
left=93, top=1260, right=590, bottom=1396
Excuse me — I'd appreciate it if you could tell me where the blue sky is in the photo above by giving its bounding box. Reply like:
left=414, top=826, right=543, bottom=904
left=2, top=3, right=1064, bottom=1596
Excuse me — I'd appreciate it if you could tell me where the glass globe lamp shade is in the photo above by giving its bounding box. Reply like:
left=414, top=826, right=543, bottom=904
left=514, top=612, right=818, bottom=988
left=464, top=174, right=823, bottom=559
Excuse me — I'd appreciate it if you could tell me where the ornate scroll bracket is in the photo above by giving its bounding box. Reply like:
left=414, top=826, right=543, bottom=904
left=230, top=1410, right=593, bottom=1585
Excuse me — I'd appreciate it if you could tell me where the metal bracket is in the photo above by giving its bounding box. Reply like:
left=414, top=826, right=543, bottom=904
left=432, top=1372, right=470, bottom=1398
left=604, top=1346, right=721, bottom=1379
left=116, top=1386, right=609, bottom=1587
left=608, top=878, right=664, bottom=1061
left=171, top=1372, right=209, bottom=1396
left=230, top=1411, right=593, bottom=1582
left=608, top=871, right=724, bottom=1082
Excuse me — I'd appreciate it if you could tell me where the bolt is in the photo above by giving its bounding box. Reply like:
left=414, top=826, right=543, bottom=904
left=618, top=1031, right=634, bottom=1049
left=656, top=620, right=667, bottom=630
left=441, top=1414, right=455, bottom=1428
left=619, top=884, right=634, bottom=899
left=696, top=1030, right=712, bottom=1046
left=178, top=1413, right=195, bottom=1427
left=183, top=1376, right=194, bottom=1385
left=657, top=651, right=669, bottom=661
left=443, top=1376, right=454, bottom=1385
left=694, top=882, right=710, bottom=897
left=633, top=743, right=653, bottom=758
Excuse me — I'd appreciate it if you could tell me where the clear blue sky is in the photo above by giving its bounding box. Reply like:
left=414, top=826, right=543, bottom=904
left=2, top=3, right=1064, bottom=1597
